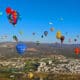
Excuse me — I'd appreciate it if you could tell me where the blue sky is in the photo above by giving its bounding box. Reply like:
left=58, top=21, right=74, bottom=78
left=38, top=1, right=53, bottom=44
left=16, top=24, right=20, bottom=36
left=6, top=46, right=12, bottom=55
left=0, top=0, right=80, bottom=43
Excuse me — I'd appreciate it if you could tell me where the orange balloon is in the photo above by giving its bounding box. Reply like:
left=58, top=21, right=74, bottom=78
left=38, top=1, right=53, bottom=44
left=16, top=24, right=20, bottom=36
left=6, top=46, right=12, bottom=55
left=74, top=48, right=79, bottom=55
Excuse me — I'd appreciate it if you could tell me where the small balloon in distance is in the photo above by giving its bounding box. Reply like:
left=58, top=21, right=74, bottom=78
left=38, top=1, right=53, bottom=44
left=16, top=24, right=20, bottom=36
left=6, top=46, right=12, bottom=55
left=44, top=31, right=48, bottom=36
left=0, top=12, right=3, bottom=16
left=60, top=36, right=65, bottom=44
left=50, top=27, right=54, bottom=32
left=36, top=41, right=40, bottom=46
left=74, top=39, right=77, bottom=42
left=76, top=35, right=79, bottom=38
left=19, top=31, right=23, bottom=35
left=32, top=32, right=35, bottom=35
left=68, top=39, right=72, bottom=43
left=41, top=35, right=43, bottom=38
left=49, top=22, right=53, bottom=25
left=13, top=35, right=18, bottom=42
left=60, top=17, right=64, bottom=21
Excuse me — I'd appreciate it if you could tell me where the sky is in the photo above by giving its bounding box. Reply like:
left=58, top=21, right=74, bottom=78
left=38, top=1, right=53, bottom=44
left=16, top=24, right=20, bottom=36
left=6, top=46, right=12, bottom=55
left=0, top=0, right=80, bottom=43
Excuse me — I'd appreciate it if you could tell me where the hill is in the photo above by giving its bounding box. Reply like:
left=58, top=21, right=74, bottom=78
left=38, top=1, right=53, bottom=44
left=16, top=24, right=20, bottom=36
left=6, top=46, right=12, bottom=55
left=0, top=42, right=79, bottom=58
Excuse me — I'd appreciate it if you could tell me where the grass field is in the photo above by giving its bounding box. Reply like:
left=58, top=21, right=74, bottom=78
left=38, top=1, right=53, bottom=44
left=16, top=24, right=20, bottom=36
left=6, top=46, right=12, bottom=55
left=0, top=72, right=80, bottom=80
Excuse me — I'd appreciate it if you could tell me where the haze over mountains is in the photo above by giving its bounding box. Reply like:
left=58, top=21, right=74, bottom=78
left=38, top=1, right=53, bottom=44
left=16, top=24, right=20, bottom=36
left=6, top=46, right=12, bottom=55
left=0, top=42, right=80, bottom=59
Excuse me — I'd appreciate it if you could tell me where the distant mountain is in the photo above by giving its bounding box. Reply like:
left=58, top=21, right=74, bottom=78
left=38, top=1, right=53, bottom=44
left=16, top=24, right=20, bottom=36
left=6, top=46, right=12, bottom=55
left=0, top=42, right=80, bottom=59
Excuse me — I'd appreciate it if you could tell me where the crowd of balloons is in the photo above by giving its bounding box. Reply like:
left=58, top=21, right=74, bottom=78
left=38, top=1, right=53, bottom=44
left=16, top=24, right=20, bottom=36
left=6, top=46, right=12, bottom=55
left=0, top=7, right=80, bottom=56
left=6, top=7, right=26, bottom=55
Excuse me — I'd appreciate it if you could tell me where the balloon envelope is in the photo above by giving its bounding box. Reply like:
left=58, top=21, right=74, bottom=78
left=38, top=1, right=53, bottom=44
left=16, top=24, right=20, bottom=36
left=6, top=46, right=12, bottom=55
left=74, top=39, right=77, bottom=42
left=36, top=41, right=40, bottom=46
left=44, top=31, right=48, bottom=36
left=68, top=39, right=72, bottom=43
left=60, top=36, right=65, bottom=43
left=19, top=31, right=23, bottom=35
left=56, top=31, right=62, bottom=39
left=16, top=43, right=27, bottom=55
left=6, top=8, right=20, bottom=26
left=50, top=27, right=54, bottom=32
left=13, top=35, right=18, bottom=42
left=32, top=32, right=35, bottom=35
left=41, top=35, right=43, bottom=38
left=28, top=72, right=34, bottom=79
left=74, top=48, right=79, bottom=55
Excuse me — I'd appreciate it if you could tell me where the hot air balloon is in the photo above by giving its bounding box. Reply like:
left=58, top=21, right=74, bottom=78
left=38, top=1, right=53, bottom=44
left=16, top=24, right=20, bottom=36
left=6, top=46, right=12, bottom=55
left=28, top=72, right=34, bottom=79
left=41, top=35, right=43, bottom=38
left=56, top=31, right=62, bottom=39
left=60, top=17, right=64, bottom=21
left=50, top=27, right=54, bottom=32
left=65, top=32, right=68, bottom=35
left=16, top=43, right=27, bottom=55
left=77, top=35, right=79, bottom=38
left=74, top=39, right=77, bottom=42
left=60, top=36, right=65, bottom=44
left=32, top=32, right=35, bottom=35
left=13, top=35, right=18, bottom=42
left=68, top=38, right=72, bottom=43
left=6, top=7, right=20, bottom=26
left=74, top=48, right=79, bottom=55
left=19, top=31, right=23, bottom=35
left=36, top=41, right=40, bottom=46
left=0, top=11, right=3, bottom=16
left=44, top=31, right=48, bottom=36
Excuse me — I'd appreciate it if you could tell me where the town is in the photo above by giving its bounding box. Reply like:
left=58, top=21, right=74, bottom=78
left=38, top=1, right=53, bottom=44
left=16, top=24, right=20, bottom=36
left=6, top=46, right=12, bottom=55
left=0, top=55, right=80, bottom=74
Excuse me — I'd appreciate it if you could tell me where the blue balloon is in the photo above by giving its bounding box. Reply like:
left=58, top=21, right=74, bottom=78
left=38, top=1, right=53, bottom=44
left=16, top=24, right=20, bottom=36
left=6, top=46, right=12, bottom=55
left=16, top=43, right=27, bottom=55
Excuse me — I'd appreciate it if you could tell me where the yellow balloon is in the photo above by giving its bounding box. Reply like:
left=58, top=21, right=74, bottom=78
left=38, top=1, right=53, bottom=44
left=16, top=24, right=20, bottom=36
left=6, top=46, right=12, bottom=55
left=19, top=31, right=23, bottom=35
left=56, top=35, right=61, bottom=39
left=56, top=31, right=62, bottom=39
left=28, top=72, right=34, bottom=79
left=57, top=31, right=61, bottom=35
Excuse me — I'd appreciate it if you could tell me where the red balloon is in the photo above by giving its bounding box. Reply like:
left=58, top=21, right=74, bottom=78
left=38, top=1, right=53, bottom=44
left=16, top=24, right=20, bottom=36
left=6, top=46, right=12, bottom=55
left=6, top=7, right=12, bottom=14
left=60, top=36, right=65, bottom=43
left=74, top=48, right=79, bottom=55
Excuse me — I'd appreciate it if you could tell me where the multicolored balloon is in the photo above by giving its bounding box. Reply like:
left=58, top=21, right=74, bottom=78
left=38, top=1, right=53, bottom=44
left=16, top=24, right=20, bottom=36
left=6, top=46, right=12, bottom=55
left=13, top=35, right=18, bottom=42
left=6, top=7, right=20, bottom=26
left=16, top=43, right=27, bottom=55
